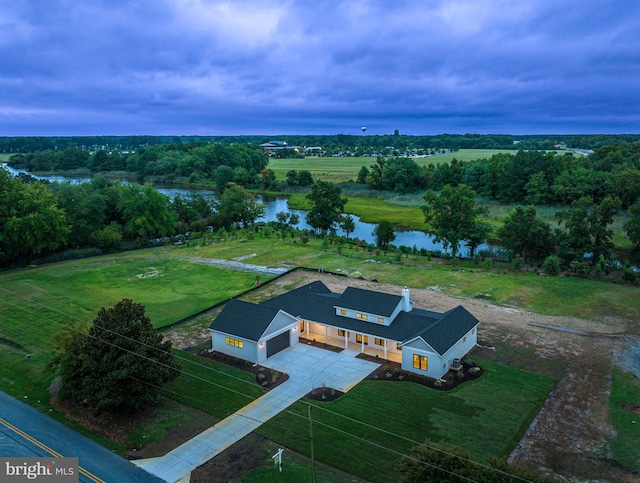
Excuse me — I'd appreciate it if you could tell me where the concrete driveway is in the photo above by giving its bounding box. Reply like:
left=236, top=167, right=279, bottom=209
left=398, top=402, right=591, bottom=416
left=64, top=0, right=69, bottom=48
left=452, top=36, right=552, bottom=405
left=135, top=344, right=378, bottom=482
left=262, top=342, right=379, bottom=393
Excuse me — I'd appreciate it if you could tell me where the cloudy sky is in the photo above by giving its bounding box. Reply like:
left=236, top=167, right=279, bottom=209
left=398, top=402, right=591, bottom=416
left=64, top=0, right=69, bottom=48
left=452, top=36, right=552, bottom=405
left=2, top=1, right=639, bottom=136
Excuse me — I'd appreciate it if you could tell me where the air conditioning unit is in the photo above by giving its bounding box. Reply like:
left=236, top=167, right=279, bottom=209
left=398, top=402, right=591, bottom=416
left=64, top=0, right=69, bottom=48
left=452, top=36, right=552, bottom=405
left=451, top=358, right=462, bottom=370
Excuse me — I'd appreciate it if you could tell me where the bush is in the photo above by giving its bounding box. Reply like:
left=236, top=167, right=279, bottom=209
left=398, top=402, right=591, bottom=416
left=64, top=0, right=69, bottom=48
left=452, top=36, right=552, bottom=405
left=543, top=255, right=561, bottom=276
left=434, top=379, right=443, bottom=387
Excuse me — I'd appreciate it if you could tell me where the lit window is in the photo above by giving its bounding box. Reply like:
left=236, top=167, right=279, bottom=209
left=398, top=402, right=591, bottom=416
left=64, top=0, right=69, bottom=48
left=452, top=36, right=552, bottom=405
left=374, top=338, right=384, bottom=346
left=340, top=309, right=346, bottom=315
left=356, top=334, right=369, bottom=344
left=463, top=336, right=467, bottom=343
left=338, top=329, right=346, bottom=337
left=225, top=337, right=244, bottom=349
left=299, top=321, right=304, bottom=331
left=356, top=313, right=368, bottom=320
left=413, top=354, right=428, bottom=371
left=377, top=317, right=384, bottom=323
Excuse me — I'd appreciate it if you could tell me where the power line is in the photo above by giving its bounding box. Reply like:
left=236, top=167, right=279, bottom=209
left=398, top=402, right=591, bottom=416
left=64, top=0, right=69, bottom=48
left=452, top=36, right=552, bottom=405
left=0, top=288, right=533, bottom=482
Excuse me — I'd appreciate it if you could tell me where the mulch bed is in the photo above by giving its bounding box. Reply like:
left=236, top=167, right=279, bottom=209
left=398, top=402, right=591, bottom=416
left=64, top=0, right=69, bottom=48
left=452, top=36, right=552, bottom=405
left=356, top=354, right=484, bottom=391
left=198, top=350, right=289, bottom=391
left=299, top=337, right=344, bottom=352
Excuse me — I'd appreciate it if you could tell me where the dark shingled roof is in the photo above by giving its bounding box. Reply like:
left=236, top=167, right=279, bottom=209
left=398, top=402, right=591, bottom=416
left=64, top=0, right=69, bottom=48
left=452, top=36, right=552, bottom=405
left=337, top=286, right=402, bottom=317
left=211, top=281, right=480, bottom=355
left=209, top=298, right=280, bottom=342
left=409, top=305, right=480, bottom=354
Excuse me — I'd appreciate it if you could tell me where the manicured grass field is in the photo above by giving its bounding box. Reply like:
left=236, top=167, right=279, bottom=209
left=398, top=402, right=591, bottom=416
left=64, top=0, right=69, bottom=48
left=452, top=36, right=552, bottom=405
left=269, top=149, right=513, bottom=183
left=256, top=358, right=556, bottom=482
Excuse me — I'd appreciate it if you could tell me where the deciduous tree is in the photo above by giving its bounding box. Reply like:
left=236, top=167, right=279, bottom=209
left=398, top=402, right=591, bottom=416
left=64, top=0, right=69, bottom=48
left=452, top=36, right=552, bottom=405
left=305, top=181, right=347, bottom=235
left=373, top=220, right=396, bottom=251
left=421, top=184, right=489, bottom=258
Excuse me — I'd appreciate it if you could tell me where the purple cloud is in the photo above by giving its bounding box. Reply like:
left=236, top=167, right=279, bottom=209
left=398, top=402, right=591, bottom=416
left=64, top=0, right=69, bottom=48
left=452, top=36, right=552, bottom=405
left=1, top=0, right=639, bottom=135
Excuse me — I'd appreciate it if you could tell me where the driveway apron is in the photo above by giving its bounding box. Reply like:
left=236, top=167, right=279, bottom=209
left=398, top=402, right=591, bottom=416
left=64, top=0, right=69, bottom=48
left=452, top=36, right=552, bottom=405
left=134, top=344, right=379, bottom=482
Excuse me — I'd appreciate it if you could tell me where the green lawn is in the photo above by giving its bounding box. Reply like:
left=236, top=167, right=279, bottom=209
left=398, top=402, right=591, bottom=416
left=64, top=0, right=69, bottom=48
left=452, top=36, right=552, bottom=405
left=269, top=149, right=514, bottom=183
left=257, top=358, right=556, bottom=482
left=608, top=368, right=640, bottom=472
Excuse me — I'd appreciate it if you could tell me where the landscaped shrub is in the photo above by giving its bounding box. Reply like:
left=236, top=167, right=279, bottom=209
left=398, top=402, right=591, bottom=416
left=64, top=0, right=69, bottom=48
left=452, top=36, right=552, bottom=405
left=434, top=379, right=443, bottom=387
left=456, top=371, right=465, bottom=380
left=385, top=372, right=392, bottom=379
left=543, top=255, right=561, bottom=276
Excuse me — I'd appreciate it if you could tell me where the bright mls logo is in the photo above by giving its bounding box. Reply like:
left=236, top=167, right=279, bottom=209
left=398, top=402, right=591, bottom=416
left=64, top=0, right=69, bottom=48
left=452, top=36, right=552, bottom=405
left=0, top=458, right=77, bottom=482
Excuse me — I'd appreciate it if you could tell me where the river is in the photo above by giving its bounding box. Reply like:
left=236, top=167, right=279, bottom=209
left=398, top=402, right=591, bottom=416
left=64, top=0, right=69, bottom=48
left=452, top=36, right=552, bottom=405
left=2, top=164, right=475, bottom=254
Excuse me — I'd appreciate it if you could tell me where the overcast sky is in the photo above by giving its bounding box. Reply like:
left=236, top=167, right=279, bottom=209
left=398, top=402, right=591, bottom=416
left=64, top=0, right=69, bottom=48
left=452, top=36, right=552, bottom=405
left=2, top=1, right=639, bottom=136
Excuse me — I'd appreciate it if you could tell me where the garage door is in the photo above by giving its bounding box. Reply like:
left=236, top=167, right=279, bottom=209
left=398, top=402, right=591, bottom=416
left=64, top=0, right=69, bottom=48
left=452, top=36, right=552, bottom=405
left=267, top=331, right=290, bottom=357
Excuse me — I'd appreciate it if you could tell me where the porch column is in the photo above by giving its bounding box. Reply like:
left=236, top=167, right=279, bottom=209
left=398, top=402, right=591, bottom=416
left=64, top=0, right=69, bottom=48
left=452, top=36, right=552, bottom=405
left=344, top=332, right=348, bottom=349
left=324, top=326, right=328, bottom=343
left=384, top=340, right=387, bottom=359
left=361, top=335, right=364, bottom=353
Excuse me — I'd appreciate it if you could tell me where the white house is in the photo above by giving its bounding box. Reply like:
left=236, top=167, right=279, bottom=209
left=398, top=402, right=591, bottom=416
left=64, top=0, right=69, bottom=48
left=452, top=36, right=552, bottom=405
left=209, top=281, right=480, bottom=379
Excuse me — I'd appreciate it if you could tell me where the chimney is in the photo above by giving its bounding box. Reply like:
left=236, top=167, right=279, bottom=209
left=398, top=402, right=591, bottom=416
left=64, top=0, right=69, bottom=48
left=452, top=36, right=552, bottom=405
left=402, top=286, right=411, bottom=312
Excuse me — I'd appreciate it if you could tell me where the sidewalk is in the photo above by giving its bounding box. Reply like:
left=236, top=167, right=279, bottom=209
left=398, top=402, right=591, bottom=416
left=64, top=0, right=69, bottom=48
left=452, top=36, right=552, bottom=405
left=133, top=344, right=379, bottom=483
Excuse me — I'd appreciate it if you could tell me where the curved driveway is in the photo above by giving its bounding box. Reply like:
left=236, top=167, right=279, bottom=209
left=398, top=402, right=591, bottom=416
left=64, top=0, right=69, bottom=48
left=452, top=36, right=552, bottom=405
left=0, top=390, right=164, bottom=483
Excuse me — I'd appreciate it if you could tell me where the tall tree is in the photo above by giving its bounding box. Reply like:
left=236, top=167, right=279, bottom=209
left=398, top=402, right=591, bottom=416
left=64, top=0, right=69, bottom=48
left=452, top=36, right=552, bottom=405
left=305, top=181, right=347, bottom=235
left=556, top=196, right=621, bottom=264
left=497, top=206, right=554, bottom=262
left=50, top=299, right=180, bottom=415
left=421, top=184, right=489, bottom=258
left=217, top=183, right=265, bottom=228
left=373, top=220, right=396, bottom=251
left=117, top=183, right=177, bottom=242
left=624, top=201, right=640, bottom=263
left=0, top=170, right=70, bottom=265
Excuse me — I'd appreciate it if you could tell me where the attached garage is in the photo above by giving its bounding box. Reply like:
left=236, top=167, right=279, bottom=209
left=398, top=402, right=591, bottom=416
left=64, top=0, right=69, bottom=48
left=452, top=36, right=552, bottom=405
left=267, top=331, right=290, bottom=357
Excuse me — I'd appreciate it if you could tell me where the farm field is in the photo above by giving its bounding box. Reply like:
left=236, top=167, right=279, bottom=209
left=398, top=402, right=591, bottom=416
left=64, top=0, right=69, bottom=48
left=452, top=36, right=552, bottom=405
left=0, top=236, right=638, bottom=481
left=268, top=149, right=514, bottom=183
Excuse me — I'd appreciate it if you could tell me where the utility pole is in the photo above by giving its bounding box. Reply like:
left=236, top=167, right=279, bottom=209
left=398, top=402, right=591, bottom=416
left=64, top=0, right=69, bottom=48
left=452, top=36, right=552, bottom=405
left=308, top=405, right=316, bottom=483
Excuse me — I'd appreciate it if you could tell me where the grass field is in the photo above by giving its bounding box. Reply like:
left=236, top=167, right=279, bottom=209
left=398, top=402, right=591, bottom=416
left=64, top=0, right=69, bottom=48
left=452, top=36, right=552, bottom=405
left=269, top=149, right=513, bottom=183
left=608, top=368, right=640, bottom=473
left=256, top=358, right=556, bottom=482
left=0, top=235, right=638, bottom=481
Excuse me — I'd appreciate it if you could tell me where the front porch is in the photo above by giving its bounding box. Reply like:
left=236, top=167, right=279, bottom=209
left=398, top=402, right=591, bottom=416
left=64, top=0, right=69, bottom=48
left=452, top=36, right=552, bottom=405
left=299, top=335, right=402, bottom=363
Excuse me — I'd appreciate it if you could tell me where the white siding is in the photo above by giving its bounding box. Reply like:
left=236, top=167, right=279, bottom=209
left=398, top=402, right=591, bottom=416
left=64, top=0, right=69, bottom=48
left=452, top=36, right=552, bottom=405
left=211, top=331, right=258, bottom=364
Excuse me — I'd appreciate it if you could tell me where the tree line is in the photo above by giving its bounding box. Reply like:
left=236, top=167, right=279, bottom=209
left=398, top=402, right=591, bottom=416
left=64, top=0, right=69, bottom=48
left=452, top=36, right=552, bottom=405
left=4, top=133, right=640, bottom=156
left=0, top=169, right=266, bottom=267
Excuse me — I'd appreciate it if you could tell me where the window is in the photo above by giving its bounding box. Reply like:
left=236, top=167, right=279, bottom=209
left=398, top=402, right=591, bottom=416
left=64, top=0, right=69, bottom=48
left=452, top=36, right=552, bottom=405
left=225, top=337, right=244, bottom=349
left=374, top=337, right=384, bottom=346
left=396, top=343, right=402, bottom=351
left=472, top=328, right=475, bottom=334
left=338, top=329, right=346, bottom=337
left=356, top=334, right=369, bottom=344
left=463, top=336, right=467, bottom=343
left=413, top=354, right=428, bottom=371
left=377, top=317, right=384, bottom=323
left=340, top=309, right=346, bottom=315
left=299, top=321, right=304, bottom=332
left=356, top=313, right=368, bottom=320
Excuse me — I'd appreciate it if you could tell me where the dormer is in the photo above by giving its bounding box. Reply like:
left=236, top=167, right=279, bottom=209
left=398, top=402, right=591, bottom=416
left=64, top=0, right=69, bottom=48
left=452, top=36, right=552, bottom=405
left=333, top=286, right=412, bottom=326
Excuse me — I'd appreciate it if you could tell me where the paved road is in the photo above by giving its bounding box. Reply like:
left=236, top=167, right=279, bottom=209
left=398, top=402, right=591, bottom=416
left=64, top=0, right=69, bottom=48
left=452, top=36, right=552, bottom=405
left=0, top=390, right=165, bottom=483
